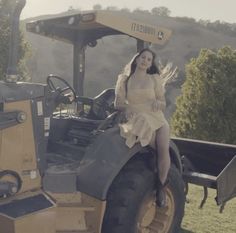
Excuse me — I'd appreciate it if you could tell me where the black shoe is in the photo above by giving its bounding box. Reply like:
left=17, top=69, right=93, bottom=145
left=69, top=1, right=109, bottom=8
left=155, top=178, right=169, bottom=208
left=156, top=186, right=167, bottom=208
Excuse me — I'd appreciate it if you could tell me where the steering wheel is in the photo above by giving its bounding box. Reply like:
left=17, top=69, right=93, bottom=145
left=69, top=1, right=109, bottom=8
left=47, top=74, right=77, bottom=102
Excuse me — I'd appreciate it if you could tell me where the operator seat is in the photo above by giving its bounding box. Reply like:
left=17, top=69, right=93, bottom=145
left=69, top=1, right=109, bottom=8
left=78, top=88, right=115, bottom=120
left=48, top=88, right=115, bottom=158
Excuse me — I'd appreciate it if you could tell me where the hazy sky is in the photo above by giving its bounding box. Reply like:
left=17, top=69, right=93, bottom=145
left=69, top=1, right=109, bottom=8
left=22, top=0, right=236, bottom=23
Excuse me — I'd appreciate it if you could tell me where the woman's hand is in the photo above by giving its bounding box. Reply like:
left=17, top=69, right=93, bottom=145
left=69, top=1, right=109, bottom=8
left=125, top=109, right=134, bottom=120
left=117, top=110, right=133, bottom=123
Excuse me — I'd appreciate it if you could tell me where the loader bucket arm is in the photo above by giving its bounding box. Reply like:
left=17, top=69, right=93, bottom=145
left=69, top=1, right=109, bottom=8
left=172, top=137, right=236, bottom=205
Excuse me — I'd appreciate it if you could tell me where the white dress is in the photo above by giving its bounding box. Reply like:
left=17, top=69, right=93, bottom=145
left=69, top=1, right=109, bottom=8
left=115, top=74, right=167, bottom=148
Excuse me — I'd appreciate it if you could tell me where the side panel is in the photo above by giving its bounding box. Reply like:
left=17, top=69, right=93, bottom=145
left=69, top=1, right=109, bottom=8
left=217, top=155, right=236, bottom=205
left=76, top=127, right=144, bottom=200
left=0, top=101, right=41, bottom=192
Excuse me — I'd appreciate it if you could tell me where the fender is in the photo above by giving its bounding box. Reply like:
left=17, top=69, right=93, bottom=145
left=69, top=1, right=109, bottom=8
left=76, top=127, right=145, bottom=200
left=76, top=127, right=183, bottom=200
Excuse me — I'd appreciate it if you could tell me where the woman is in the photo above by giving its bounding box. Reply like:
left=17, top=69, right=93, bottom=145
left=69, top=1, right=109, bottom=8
left=114, top=48, right=170, bottom=207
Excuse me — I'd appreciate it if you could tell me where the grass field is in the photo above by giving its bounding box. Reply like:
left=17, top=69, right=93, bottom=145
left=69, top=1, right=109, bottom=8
left=180, top=185, right=236, bottom=233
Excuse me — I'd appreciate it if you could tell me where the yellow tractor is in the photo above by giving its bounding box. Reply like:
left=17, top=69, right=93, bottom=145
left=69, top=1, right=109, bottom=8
left=0, top=1, right=235, bottom=233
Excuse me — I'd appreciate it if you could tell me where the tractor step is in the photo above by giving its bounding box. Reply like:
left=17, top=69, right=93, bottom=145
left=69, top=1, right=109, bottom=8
left=57, top=203, right=95, bottom=211
left=56, top=231, right=93, bottom=233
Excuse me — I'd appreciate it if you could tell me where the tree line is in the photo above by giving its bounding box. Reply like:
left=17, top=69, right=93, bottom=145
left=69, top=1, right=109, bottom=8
left=90, top=4, right=236, bottom=37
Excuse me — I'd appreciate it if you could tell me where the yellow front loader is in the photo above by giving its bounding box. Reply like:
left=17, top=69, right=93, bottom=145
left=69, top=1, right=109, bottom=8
left=0, top=1, right=235, bottom=233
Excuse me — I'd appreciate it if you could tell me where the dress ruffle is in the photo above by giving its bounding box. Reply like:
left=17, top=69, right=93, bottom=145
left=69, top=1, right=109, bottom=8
left=119, top=112, right=166, bottom=148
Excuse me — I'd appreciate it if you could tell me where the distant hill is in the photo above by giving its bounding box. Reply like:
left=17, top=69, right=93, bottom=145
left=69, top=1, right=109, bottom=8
left=23, top=11, right=236, bottom=119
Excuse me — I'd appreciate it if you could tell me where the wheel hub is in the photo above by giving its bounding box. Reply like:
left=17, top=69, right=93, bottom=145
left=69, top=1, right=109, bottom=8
left=137, top=187, right=175, bottom=233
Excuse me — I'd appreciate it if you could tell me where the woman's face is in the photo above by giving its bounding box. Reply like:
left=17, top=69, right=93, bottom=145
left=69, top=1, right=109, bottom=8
left=135, top=50, right=153, bottom=71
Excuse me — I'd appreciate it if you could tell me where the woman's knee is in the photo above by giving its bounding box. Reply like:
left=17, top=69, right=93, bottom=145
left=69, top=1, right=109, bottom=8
left=156, top=123, right=170, bottom=143
left=162, top=122, right=170, bottom=135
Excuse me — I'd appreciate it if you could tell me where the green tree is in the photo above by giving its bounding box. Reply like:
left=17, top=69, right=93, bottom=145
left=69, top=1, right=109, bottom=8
left=151, top=6, right=171, bottom=17
left=171, top=46, right=236, bottom=144
left=120, top=8, right=130, bottom=13
left=106, top=6, right=118, bottom=11
left=133, top=8, right=150, bottom=15
left=0, top=0, right=29, bottom=81
left=93, top=4, right=102, bottom=10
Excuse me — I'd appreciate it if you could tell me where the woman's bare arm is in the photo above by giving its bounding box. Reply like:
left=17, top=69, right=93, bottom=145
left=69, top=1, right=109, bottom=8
left=114, top=74, right=128, bottom=111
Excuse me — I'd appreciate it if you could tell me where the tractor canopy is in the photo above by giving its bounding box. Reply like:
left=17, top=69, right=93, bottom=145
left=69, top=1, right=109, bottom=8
left=26, top=10, right=172, bottom=95
left=26, top=10, right=172, bottom=45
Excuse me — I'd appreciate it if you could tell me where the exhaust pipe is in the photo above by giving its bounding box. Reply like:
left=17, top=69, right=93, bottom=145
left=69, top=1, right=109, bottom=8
left=5, top=0, right=26, bottom=83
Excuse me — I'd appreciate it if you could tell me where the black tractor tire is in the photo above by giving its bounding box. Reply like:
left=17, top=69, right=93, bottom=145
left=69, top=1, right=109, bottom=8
left=102, top=157, right=185, bottom=233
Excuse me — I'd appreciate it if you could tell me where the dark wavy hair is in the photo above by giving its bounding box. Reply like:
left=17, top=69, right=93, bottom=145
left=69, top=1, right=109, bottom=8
left=125, top=48, right=159, bottom=96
